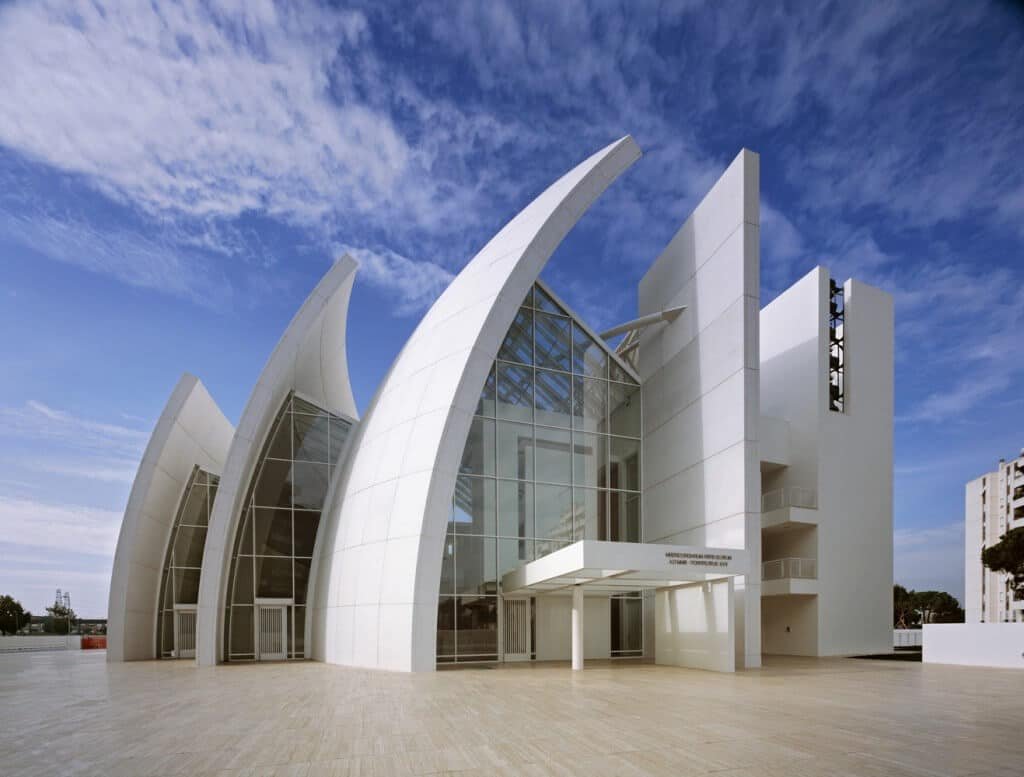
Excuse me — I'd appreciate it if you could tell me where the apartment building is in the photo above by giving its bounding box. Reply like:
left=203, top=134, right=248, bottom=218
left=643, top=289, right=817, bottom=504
left=965, top=451, right=1024, bottom=623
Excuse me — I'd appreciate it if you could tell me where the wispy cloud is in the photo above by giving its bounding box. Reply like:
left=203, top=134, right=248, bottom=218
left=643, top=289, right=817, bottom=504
left=892, top=269, right=1024, bottom=424
left=0, top=205, right=232, bottom=307
left=0, top=496, right=121, bottom=557
left=0, top=400, right=149, bottom=457
left=0, top=2, right=395, bottom=224
left=899, top=374, right=1012, bottom=425
left=339, top=246, right=453, bottom=316
left=0, top=0, right=562, bottom=312
left=894, top=521, right=965, bottom=600
left=28, top=460, right=138, bottom=485
left=0, top=1, right=538, bottom=251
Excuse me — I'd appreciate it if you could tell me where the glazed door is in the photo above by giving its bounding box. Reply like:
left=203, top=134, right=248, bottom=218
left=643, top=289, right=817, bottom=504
left=502, top=597, right=531, bottom=661
left=257, top=605, right=287, bottom=661
left=174, top=608, right=196, bottom=659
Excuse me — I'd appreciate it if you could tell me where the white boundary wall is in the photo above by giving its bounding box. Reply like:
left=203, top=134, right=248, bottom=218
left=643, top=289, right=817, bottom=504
left=0, top=636, right=81, bottom=652
left=893, top=629, right=922, bottom=648
left=923, top=624, right=1024, bottom=668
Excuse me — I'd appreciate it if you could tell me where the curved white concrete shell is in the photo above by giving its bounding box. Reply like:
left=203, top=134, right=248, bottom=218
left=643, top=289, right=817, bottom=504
left=107, top=373, right=233, bottom=662
left=312, top=137, right=642, bottom=671
left=196, top=256, right=359, bottom=665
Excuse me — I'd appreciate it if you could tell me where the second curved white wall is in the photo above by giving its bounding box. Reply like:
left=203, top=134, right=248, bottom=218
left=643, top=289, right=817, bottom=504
left=196, top=256, right=359, bottom=665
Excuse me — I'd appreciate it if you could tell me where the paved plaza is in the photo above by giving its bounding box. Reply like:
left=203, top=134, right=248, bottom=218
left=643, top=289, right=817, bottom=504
left=1, top=650, right=1022, bottom=776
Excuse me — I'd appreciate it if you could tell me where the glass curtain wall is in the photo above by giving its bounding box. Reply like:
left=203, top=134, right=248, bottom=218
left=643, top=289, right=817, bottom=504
left=610, top=592, right=644, bottom=657
left=157, top=467, right=219, bottom=658
left=224, top=394, right=353, bottom=661
left=438, top=282, right=643, bottom=663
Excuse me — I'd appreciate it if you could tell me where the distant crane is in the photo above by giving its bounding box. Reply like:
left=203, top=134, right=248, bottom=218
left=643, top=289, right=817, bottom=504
left=54, top=588, right=73, bottom=639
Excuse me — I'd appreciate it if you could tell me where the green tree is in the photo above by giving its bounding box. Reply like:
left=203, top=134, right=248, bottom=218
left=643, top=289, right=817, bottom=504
left=893, top=585, right=920, bottom=628
left=45, top=601, right=76, bottom=635
left=893, top=585, right=964, bottom=626
left=0, top=595, right=32, bottom=635
left=914, top=590, right=964, bottom=623
left=981, top=526, right=1024, bottom=597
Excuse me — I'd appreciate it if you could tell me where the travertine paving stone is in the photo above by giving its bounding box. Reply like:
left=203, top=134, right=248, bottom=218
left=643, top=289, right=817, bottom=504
left=1, top=651, right=1022, bottom=776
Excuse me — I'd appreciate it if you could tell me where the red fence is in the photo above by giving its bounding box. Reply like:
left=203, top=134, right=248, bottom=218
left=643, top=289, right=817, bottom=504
left=81, top=635, right=107, bottom=650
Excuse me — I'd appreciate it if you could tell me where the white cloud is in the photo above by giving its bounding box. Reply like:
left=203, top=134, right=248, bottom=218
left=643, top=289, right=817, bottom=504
left=0, top=206, right=232, bottom=306
left=0, top=497, right=121, bottom=557
left=891, top=268, right=1023, bottom=423
left=899, top=374, right=1012, bottom=425
left=29, top=460, right=138, bottom=485
left=894, top=521, right=965, bottom=601
left=759, top=201, right=807, bottom=297
left=0, top=400, right=149, bottom=457
left=0, top=0, right=554, bottom=311
left=339, top=246, right=453, bottom=316
left=0, top=1, right=405, bottom=224
left=760, top=202, right=804, bottom=262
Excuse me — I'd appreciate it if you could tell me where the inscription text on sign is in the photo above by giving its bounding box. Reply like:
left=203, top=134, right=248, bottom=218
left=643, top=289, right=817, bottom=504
left=664, top=551, right=733, bottom=568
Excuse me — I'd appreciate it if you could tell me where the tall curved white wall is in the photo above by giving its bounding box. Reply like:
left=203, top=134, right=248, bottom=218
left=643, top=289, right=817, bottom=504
left=313, top=136, right=641, bottom=671
left=107, top=373, right=233, bottom=662
left=196, top=256, right=359, bottom=665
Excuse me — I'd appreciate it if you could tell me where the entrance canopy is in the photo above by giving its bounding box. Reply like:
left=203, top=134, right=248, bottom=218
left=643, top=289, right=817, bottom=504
left=501, top=540, right=749, bottom=595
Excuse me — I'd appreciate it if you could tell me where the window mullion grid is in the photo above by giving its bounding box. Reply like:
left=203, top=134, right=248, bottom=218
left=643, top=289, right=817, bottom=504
left=604, top=380, right=610, bottom=539
left=452, top=532, right=458, bottom=660
left=531, top=309, right=538, bottom=551
left=290, top=406, right=296, bottom=658
left=249, top=489, right=256, bottom=654
left=570, top=352, right=577, bottom=542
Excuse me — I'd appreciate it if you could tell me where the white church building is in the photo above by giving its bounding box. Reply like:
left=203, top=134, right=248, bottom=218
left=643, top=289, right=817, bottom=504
left=107, top=136, right=894, bottom=673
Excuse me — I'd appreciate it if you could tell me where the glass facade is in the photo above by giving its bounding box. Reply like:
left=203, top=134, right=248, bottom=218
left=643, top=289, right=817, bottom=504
left=438, top=282, right=643, bottom=663
left=224, top=394, right=353, bottom=661
left=157, top=466, right=218, bottom=658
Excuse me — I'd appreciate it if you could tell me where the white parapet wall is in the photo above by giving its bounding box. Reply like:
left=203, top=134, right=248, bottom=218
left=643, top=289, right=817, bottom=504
left=0, top=635, right=82, bottom=652
left=893, top=629, right=923, bottom=648
left=923, top=623, right=1024, bottom=668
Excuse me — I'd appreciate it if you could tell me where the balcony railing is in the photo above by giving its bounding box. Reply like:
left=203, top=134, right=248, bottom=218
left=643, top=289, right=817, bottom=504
left=762, top=557, right=818, bottom=581
left=761, top=487, right=818, bottom=512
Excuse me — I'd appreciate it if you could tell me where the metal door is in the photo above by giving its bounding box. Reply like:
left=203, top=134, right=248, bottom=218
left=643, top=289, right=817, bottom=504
left=502, top=597, right=531, bottom=661
left=174, top=609, right=196, bottom=659
left=257, top=605, right=287, bottom=661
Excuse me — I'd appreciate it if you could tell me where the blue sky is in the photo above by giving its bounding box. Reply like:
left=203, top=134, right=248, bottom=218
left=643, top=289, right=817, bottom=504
left=1, top=1, right=1022, bottom=618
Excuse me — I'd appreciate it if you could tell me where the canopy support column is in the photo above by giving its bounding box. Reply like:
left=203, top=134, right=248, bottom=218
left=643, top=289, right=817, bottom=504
left=572, top=585, right=584, bottom=671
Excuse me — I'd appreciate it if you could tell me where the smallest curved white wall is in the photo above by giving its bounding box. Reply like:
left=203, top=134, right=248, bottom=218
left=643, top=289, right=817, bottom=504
left=107, top=373, right=233, bottom=662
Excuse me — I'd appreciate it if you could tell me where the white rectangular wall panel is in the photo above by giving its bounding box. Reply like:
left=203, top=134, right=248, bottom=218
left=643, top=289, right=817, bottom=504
left=965, top=476, right=985, bottom=623
left=816, top=280, right=893, bottom=655
left=638, top=149, right=761, bottom=668
left=654, top=579, right=735, bottom=672
left=761, top=596, right=818, bottom=655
